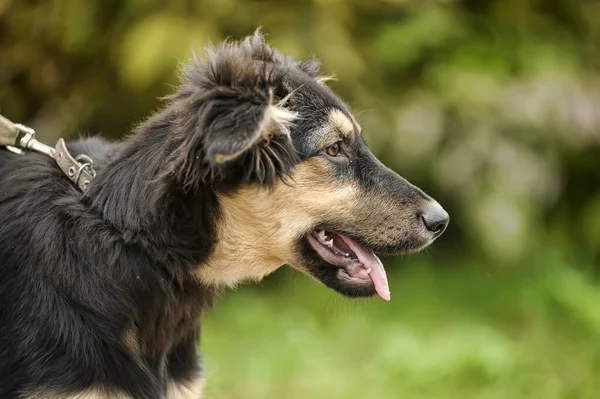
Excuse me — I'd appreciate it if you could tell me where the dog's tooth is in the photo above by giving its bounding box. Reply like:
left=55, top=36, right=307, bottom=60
left=325, top=239, right=333, bottom=247
left=366, top=268, right=372, bottom=274
left=344, top=253, right=350, bottom=257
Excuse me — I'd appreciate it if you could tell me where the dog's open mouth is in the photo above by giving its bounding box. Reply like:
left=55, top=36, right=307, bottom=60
left=307, top=230, right=390, bottom=301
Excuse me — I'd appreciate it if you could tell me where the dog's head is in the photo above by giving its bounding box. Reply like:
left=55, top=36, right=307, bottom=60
left=169, top=31, right=448, bottom=300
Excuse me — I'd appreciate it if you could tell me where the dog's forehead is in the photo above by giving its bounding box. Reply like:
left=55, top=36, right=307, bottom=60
left=287, top=70, right=345, bottom=110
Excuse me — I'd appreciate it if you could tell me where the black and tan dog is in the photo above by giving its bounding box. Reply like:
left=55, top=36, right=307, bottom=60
left=0, top=32, right=448, bottom=398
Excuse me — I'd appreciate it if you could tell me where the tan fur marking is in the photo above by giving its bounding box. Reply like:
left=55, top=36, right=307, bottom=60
left=167, top=376, right=204, bottom=399
left=348, top=112, right=362, bottom=134
left=122, top=324, right=141, bottom=358
left=23, top=388, right=133, bottom=399
left=196, top=158, right=360, bottom=286
left=328, top=109, right=356, bottom=140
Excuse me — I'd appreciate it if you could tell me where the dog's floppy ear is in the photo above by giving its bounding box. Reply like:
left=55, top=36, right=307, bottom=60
left=169, top=32, right=302, bottom=189
left=201, top=87, right=297, bottom=165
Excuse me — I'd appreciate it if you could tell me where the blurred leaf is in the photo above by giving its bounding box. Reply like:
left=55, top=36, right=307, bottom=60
left=376, top=6, right=465, bottom=68
left=61, top=0, right=98, bottom=53
left=117, top=14, right=214, bottom=90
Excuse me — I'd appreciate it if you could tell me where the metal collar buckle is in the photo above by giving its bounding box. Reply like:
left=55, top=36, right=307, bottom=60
left=54, top=139, right=96, bottom=191
left=1, top=113, right=96, bottom=192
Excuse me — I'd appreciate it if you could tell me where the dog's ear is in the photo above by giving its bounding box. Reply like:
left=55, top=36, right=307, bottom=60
left=201, top=86, right=297, bottom=165
left=169, top=32, right=303, bottom=189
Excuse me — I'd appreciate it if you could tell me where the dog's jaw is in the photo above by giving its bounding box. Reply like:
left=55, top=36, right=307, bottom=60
left=195, top=253, right=283, bottom=288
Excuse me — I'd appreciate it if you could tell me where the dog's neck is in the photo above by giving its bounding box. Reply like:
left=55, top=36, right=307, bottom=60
left=76, top=113, right=225, bottom=363
left=86, top=113, right=218, bottom=274
left=195, top=187, right=303, bottom=288
left=195, top=205, right=285, bottom=287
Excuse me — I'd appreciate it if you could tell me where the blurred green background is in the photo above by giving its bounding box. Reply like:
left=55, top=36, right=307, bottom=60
left=2, top=0, right=600, bottom=398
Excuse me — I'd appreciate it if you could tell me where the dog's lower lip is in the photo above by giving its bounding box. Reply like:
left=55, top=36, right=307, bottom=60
left=337, top=267, right=371, bottom=283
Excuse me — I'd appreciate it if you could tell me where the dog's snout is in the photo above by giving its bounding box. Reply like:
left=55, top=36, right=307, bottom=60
left=420, top=203, right=449, bottom=238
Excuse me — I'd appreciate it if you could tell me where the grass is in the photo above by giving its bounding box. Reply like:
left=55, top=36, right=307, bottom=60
left=201, top=257, right=600, bottom=399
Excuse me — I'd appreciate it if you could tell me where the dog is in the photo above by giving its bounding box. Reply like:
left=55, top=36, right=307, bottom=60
left=0, top=31, right=448, bottom=399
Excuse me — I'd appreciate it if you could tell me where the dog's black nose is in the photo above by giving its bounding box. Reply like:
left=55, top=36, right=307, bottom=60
left=421, top=204, right=449, bottom=237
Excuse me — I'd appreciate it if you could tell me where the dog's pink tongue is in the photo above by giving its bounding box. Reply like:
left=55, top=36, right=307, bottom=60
left=338, top=235, right=391, bottom=301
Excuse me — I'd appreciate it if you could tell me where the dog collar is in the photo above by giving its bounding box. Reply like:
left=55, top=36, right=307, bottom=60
left=0, top=113, right=96, bottom=192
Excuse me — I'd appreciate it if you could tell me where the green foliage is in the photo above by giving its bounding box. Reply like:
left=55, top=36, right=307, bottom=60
left=1, top=0, right=599, bottom=397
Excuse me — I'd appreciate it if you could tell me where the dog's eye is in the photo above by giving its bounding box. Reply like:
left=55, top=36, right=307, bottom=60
left=325, top=141, right=342, bottom=157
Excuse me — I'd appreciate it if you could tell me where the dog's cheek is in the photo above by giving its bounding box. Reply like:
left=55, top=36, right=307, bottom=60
left=273, top=158, right=363, bottom=263
left=283, top=158, right=361, bottom=220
